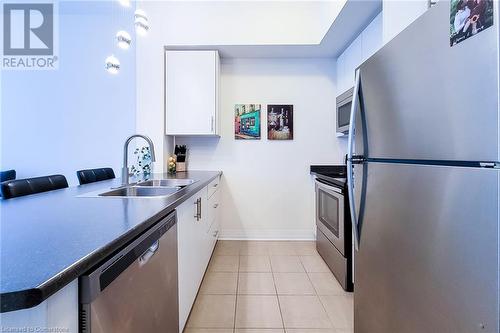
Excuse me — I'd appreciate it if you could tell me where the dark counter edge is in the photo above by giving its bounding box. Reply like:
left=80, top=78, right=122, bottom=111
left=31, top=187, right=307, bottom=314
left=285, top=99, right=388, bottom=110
left=0, top=172, right=221, bottom=313
left=310, top=165, right=347, bottom=188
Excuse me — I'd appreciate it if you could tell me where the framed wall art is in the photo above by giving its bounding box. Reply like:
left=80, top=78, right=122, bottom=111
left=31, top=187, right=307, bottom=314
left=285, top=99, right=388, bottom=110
left=235, top=104, right=261, bottom=140
left=267, top=105, right=293, bottom=140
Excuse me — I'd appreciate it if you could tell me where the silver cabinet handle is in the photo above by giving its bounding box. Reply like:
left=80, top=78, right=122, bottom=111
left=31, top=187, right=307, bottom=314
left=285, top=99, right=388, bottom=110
left=198, top=198, right=202, bottom=220
left=213, top=230, right=218, bottom=238
left=347, top=69, right=361, bottom=251
left=194, top=198, right=202, bottom=221
left=213, top=183, right=218, bottom=188
left=213, top=203, right=219, bottom=208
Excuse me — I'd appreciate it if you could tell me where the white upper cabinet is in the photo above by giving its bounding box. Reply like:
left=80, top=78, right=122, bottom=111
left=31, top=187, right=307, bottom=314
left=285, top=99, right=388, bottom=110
left=337, top=37, right=362, bottom=94
left=382, top=0, right=429, bottom=43
left=165, top=50, right=220, bottom=136
left=361, top=13, right=383, bottom=62
left=336, top=12, right=383, bottom=94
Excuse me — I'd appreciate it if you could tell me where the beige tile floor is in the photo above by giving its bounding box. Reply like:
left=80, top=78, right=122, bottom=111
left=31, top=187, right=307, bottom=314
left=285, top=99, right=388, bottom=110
left=184, top=240, right=354, bottom=333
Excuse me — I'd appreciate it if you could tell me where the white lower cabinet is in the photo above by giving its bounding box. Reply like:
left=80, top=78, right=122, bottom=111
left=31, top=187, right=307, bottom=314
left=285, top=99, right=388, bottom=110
left=177, top=178, right=220, bottom=332
left=207, top=189, right=220, bottom=247
left=0, top=280, right=78, bottom=333
left=204, top=188, right=220, bottom=264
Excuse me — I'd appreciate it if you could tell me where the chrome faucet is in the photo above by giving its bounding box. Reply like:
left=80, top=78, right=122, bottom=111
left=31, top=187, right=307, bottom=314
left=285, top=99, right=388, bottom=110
left=122, top=134, right=156, bottom=186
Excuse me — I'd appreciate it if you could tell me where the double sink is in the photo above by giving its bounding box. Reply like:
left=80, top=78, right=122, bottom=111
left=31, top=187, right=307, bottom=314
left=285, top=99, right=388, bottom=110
left=98, top=179, right=196, bottom=198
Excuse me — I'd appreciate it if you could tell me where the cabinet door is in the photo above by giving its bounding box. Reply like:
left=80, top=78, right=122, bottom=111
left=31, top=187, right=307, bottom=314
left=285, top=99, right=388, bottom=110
left=165, top=50, right=219, bottom=135
left=177, top=188, right=207, bottom=332
left=361, top=13, right=382, bottom=62
left=177, top=185, right=214, bottom=332
left=206, top=188, right=219, bottom=229
left=0, top=281, right=78, bottom=333
left=197, top=187, right=213, bottom=270
left=203, top=188, right=219, bottom=261
left=207, top=217, right=219, bottom=255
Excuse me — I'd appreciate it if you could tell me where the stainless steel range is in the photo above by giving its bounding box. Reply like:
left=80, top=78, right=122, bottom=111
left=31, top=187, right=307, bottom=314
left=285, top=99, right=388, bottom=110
left=311, top=165, right=353, bottom=292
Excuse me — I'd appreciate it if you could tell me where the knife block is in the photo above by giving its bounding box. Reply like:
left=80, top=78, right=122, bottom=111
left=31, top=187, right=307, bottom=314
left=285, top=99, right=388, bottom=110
left=176, top=162, right=187, bottom=172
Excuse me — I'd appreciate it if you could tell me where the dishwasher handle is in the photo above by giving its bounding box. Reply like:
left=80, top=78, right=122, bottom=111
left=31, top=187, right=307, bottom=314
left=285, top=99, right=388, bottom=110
left=79, top=211, right=177, bottom=304
left=138, top=240, right=160, bottom=266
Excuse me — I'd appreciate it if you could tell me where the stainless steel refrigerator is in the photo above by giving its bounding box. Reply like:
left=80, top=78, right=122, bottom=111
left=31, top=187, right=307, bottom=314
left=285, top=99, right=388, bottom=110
left=347, top=1, right=499, bottom=332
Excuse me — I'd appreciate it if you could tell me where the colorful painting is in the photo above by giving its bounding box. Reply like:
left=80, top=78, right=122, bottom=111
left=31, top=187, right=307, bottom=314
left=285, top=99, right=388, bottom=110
left=235, top=104, right=261, bottom=140
left=267, top=105, right=293, bottom=140
left=450, top=0, right=493, bottom=46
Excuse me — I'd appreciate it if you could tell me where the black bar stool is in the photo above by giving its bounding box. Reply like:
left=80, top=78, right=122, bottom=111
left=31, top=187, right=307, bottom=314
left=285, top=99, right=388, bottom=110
left=1, top=175, right=68, bottom=199
left=76, top=168, right=115, bottom=185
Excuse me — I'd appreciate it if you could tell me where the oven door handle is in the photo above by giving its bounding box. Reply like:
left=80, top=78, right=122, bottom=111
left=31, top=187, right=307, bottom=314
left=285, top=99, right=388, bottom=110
left=314, top=179, right=342, bottom=194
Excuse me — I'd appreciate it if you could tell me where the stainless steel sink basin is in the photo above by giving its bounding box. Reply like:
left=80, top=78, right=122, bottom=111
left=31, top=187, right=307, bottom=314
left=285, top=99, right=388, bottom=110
left=81, top=178, right=197, bottom=198
left=137, top=179, right=196, bottom=188
left=98, top=186, right=181, bottom=198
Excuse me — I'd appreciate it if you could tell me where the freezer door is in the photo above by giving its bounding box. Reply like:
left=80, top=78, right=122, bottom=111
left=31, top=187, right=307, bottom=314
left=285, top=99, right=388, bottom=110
left=354, top=162, right=499, bottom=333
left=358, top=1, right=499, bottom=162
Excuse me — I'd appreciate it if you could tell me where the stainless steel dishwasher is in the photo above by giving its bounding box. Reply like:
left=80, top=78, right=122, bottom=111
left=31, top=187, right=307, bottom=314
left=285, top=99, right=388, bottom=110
left=79, top=211, right=178, bottom=333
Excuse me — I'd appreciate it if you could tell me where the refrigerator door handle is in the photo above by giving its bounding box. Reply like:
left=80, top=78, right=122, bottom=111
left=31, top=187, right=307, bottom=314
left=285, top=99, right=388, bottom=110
left=347, top=69, right=361, bottom=251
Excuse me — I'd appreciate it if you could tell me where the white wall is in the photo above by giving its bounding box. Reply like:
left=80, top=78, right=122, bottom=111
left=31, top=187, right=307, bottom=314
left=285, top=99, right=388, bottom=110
left=1, top=2, right=137, bottom=185
left=382, top=0, right=429, bottom=43
left=176, top=58, right=343, bottom=240
left=135, top=37, right=169, bottom=173
left=135, top=0, right=345, bottom=172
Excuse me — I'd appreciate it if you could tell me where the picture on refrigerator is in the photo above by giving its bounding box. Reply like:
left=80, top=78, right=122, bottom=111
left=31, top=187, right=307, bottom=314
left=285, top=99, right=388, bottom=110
left=450, top=0, right=493, bottom=46
left=235, top=104, right=261, bottom=140
left=267, top=105, right=293, bottom=140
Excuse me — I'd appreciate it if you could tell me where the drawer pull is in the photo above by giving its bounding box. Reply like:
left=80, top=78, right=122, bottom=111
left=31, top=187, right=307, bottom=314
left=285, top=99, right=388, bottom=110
left=213, top=203, right=219, bottom=209
left=213, top=183, right=218, bottom=188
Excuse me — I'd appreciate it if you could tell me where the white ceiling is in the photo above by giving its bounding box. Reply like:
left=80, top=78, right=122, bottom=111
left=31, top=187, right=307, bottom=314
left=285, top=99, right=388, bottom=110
left=139, top=0, right=382, bottom=58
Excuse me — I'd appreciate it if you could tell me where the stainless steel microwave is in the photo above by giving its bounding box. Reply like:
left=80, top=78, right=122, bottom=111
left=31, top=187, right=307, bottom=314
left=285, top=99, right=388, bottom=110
left=336, top=87, right=354, bottom=136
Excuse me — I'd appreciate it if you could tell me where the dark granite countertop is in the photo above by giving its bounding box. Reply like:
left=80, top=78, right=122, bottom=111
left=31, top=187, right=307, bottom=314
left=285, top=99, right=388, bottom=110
left=0, top=171, right=221, bottom=313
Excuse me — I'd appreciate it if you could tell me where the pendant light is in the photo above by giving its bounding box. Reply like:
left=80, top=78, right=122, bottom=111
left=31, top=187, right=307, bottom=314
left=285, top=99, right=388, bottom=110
left=134, top=9, right=150, bottom=36
left=105, top=3, right=150, bottom=73
left=105, top=55, right=120, bottom=74
left=118, top=0, right=130, bottom=7
left=116, top=30, right=132, bottom=49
